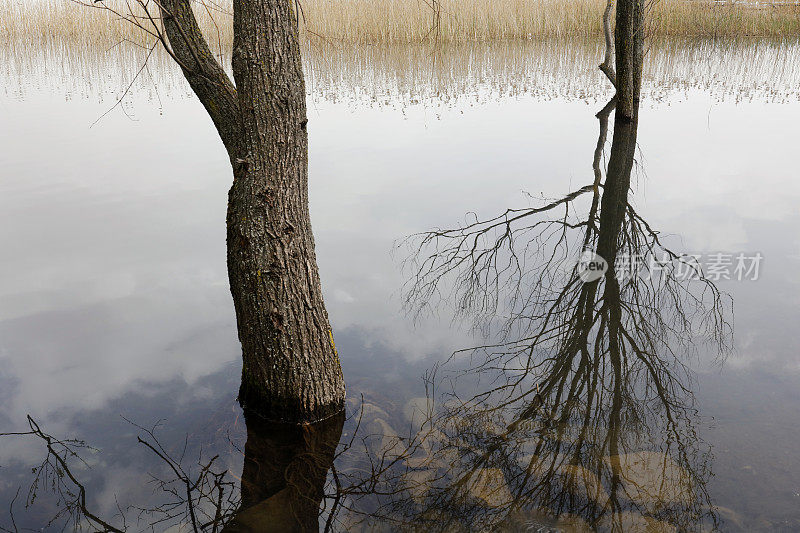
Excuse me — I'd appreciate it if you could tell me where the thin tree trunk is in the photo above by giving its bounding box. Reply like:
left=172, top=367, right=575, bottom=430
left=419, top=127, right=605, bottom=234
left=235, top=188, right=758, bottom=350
left=599, top=0, right=617, bottom=88
left=159, top=0, right=346, bottom=423
left=614, top=0, right=644, bottom=120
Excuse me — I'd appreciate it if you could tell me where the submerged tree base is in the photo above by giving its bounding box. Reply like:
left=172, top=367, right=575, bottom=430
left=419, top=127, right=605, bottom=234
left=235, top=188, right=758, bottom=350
left=238, top=377, right=346, bottom=425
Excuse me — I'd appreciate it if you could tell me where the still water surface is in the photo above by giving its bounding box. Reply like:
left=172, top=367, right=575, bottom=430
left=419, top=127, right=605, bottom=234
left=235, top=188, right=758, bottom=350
left=1, top=40, right=800, bottom=531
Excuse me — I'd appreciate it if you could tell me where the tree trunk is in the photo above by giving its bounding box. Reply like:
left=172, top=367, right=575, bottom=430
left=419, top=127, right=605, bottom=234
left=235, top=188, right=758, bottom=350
left=159, top=0, right=345, bottom=423
left=614, top=0, right=644, bottom=120
left=228, top=0, right=345, bottom=422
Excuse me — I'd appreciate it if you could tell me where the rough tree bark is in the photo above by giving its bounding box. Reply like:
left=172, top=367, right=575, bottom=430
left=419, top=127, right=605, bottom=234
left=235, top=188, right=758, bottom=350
left=159, top=0, right=345, bottom=423
left=614, top=0, right=644, bottom=120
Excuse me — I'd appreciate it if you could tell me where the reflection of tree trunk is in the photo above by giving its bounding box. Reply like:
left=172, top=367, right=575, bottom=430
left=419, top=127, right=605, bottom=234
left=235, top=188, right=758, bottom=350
left=222, top=409, right=344, bottom=532
left=596, top=117, right=638, bottom=268
left=615, top=0, right=644, bottom=120
left=393, top=69, right=725, bottom=527
left=158, top=0, right=346, bottom=422
left=597, top=108, right=639, bottom=529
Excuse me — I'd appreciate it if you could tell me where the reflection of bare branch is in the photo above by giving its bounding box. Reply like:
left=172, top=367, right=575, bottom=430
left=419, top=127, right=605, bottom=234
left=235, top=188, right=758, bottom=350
left=401, top=183, right=597, bottom=336
left=124, top=417, right=238, bottom=532
left=0, top=415, right=124, bottom=532
left=0, top=416, right=239, bottom=533
left=373, top=100, right=729, bottom=532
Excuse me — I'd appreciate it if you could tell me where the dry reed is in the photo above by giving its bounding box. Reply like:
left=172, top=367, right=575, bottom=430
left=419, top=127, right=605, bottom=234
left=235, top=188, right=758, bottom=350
left=5, top=35, right=799, bottom=107
left=1, top=0, right=799, bottom=49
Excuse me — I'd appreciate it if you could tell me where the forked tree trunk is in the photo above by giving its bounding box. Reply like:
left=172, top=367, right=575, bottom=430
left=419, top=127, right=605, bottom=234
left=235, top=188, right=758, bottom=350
left=160, top=0, right=345, bottom=422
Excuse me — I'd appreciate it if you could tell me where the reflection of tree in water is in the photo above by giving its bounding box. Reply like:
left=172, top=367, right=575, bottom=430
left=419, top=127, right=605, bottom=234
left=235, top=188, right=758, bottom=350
left=1, top=100, right=732, bottom=532
left=0, top=408, right=346, bottom=532
left=327, top=98, right=731, bottom=532
left=223, top=411, right=344, bottom=532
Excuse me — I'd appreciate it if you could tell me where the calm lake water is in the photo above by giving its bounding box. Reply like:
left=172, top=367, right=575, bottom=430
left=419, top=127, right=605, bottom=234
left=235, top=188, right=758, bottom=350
left=1, top=40, right=800, bottom=531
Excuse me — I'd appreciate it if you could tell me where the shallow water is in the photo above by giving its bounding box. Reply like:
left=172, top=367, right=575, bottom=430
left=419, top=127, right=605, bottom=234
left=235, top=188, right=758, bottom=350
left=1, top=40, right=800, bottom=531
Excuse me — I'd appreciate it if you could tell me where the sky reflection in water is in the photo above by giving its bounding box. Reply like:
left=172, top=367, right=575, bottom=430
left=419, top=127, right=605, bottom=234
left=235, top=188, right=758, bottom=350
left=1, top=41, right=800, bottom=531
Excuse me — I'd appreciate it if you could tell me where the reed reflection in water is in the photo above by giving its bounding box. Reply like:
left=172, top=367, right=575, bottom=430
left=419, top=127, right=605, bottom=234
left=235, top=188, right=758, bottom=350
left=3, top=40, right=800, bottom=106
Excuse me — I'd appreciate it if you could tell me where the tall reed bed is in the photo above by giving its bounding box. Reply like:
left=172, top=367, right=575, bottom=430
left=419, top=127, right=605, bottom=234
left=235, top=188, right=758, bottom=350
left=0, top=0, right=231, bottom=50
left=6, top=35, right=798, bottom=106
left=1, top=0, right=799, bottom=49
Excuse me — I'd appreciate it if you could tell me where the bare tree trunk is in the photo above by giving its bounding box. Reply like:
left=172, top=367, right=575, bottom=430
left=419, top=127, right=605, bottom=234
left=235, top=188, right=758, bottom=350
left=159, top=0, right=345, bottom=422
left=614, top=0, right=644, bottom=120
left=228, top=0, right=345, bottom=422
